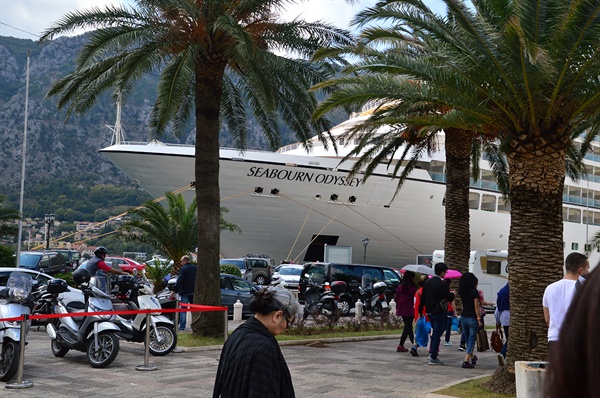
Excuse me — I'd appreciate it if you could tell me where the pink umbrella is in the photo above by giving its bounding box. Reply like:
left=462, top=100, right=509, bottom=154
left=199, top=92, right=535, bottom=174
left=427, top=269, right=462, bottom=279
left=444, top=269, right=462, bottom=279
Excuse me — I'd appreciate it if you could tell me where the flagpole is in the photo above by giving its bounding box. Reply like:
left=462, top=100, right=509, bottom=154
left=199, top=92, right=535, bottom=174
left=16, top=52, right=30, bottom=267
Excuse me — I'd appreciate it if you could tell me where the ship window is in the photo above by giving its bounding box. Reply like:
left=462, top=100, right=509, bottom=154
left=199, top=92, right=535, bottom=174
left=572, top=242, right=579, bottom=250
left=469, top=193, right=480, bottom=209
left=338, top=138, right=345, bottom=145
left=593, top=211, right=600, bottom=226
left=583, top=210, right=590, bottom=224
left=481, top=194, right=496, bottom=212
left=563, top=207, right=581, bottom=223
left=498, top=198, right=510, bottom=213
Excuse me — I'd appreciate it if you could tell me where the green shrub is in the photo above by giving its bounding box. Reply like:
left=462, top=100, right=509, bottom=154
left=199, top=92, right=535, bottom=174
left=220, top=264, right=242, bottom=277
left=54, top=272, right=74, bottom=287
left=145, top=259, right=172, bottom=292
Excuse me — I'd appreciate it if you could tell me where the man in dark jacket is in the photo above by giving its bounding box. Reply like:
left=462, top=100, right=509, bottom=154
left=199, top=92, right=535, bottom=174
left=173, top=255, right=196, bottom=331
left=419, top=262, right=454, bottom=365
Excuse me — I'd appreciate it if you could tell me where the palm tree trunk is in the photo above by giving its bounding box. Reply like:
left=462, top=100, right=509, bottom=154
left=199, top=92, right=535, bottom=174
left=485, top=142, right=566, bottom=394
left=192, top=58, right=227, bottom=337
left=443, top=129, right=472, bottom=274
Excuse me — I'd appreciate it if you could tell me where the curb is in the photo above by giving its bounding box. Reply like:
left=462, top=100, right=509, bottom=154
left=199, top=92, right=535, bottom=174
left=174, top=333, right=402, bottom=352
left=425, top=373, right=493, bottom=397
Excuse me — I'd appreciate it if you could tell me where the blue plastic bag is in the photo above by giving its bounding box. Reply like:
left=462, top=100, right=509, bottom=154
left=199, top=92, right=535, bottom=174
left=415, top=317, right=430, bottom=347
left=451, top=316, right=459, bottom=332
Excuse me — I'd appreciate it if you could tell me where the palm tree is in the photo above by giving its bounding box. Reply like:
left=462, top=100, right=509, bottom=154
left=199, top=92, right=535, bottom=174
left=120, top=193, right=241, bottom=274
left=0, top=195, right=19, bottom=238
left=39, top=0, right=352, bottom=336
left=312, top=32, right=507, bottom=276
left=120, top=192, right=199, bottom=275
left=322, top=0, right=600, bottom=392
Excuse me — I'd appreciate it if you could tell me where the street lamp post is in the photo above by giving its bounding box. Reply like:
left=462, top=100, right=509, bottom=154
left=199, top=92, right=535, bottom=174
left=362, top=237, right=369, bottom=264
left=44, top=213, right=55, bottom=250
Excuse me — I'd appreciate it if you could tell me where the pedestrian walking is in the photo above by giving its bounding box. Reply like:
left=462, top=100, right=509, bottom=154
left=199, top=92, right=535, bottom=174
left=419, top=262, right=455, bottom=365
left=395, top=271, right=418, bottom=352
left=457, top=272, right=481, bottom=369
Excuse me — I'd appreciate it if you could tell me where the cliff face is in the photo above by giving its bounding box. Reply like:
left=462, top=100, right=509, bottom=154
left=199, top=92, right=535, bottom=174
left=0, top=35, right=163, bottom=192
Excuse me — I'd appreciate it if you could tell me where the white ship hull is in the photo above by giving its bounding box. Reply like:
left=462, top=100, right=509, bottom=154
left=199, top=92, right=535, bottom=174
left=101, top=109, right=600, bottom=267
left=101, top=142, right=516, bottom=266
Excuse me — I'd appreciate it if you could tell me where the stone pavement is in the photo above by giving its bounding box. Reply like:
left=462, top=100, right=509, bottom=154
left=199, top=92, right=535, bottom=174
left=3, top=326, right=498, bottom=397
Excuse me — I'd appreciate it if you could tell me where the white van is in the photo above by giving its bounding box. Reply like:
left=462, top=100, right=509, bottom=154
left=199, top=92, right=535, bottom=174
left=432, top=250, right=508, bottom=307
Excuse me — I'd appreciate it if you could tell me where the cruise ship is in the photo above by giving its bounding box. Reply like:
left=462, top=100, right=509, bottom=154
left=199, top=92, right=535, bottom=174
left=100, top=108, right=600, bottom=267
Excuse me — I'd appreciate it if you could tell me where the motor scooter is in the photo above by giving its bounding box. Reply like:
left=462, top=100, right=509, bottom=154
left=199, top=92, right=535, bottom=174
left=358, top=274, right=390, bottom=321
left=302, top=275, right=346, bottom=322
left=44, top=269, right=121, bottom=368
left=0, top=272, right=34, bottom=381
left=111, top=273, right=177, bottom=356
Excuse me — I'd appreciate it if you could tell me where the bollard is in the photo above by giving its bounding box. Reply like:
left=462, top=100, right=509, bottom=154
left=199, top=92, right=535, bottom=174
left=515, top=361, right=548, bottom=398
left=6, top=314, right=33, bottom=389
left=233, top=300, right=243, bottom=321
left=223, top=310, right=229, bottom=343
left=135, top=311, right=158, bottom=371
left=355, top=299, right=363, bottom=320
left=389, top=299, right=397, bottom=319
left=174, top=299, right=180, bottom=334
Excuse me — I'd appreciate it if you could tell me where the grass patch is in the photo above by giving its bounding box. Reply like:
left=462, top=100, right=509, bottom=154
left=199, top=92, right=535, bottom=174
left=176, top=326, right=400, bottom=347
left=435, top=377, right=516, bottom=398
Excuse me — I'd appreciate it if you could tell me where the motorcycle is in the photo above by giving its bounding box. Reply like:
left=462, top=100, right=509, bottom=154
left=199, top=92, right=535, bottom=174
left=358, top=274, right=390, bottom=321
left=44, top=269, right=121, bottom=368
left=302, top=275, right=346, bottom=322
left=111, top=274, right=177, bottom=356
left=0, top=272, right=34, bottom=381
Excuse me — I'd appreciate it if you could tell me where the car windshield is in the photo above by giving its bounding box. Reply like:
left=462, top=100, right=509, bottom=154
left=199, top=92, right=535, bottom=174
left=19, top=253, right=41, bottom=268
left=220, top=259, right=245, bottom=270
left=280, top=267, right=302, bottom=276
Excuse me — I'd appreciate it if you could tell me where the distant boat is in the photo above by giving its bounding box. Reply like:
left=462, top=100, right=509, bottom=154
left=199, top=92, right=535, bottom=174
left=100, top=105, right=600, bottom=266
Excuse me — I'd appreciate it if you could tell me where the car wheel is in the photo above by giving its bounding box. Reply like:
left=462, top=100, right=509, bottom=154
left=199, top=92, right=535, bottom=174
left=337, top=297, right=352, bottom=316
left=254, top=275, right=267, bottom=285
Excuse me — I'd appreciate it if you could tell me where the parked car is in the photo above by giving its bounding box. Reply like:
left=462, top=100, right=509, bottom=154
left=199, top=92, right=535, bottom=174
left=243, top=254, right=274, bottom=285
left=18, top=251, right=69, bottom=276
left=270, top=264, right=303, bottom=291
left=105, top=256, right=147, bottom=273
left=219, top=273, right=259, bottom=317
left=298, top=262, right=401, bottom=315
left=164, top=273, right=258, bottom=318
left=219, top=258, right=253, bottom=283
left=54, top=249, right=81, bottom=271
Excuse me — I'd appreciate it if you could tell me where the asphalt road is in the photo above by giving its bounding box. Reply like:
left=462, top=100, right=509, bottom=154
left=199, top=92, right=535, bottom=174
left=2, top=326, right=499, bottom=397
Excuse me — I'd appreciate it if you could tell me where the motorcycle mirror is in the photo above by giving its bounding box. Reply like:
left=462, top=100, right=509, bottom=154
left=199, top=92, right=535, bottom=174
left=304, top=274, right=309, bottom=278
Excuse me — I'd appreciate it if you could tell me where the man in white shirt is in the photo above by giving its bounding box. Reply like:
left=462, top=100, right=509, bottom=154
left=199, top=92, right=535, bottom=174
left=543, top=252, right=590, bottom=350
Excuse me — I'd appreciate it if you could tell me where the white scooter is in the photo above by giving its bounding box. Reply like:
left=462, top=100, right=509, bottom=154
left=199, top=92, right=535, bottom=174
left=44, top=269, right=121, bottom=368
left=0, top=272, right=34, bottom=381
left=111, top=273, right=177, bottom=356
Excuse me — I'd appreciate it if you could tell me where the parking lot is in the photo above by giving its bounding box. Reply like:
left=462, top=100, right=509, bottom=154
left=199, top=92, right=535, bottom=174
left=3, top=326, right=498, bottom=397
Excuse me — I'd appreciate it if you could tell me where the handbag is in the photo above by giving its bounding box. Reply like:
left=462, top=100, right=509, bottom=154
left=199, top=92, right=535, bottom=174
left=476, top=329, right=490, bottom=352
left=490, top=328, right=504, bottom=353
left=415, top=317, right=430, bottom=347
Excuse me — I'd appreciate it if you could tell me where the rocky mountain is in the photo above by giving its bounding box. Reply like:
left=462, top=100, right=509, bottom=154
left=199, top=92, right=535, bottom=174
left=0, top=34, right=341, bottom=220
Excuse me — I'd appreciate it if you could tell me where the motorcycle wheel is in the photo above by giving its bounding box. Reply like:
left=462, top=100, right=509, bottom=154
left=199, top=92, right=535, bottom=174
left=336, top=297, right=352, bottom=316
left=87, top=332, right=120, bottom=368
left=0, top=340, right=20, bottom=382
left=51, top=339, right=69, bottom=357
left=148, top=325, right=177, bottom=356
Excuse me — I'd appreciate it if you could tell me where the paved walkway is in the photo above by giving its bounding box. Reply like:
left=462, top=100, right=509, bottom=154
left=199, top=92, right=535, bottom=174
left=3, top=326, right=498, bottom=397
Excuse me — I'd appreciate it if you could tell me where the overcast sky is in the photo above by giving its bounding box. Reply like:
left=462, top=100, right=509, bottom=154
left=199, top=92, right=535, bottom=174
left=0, top=0, right=446, bottom=40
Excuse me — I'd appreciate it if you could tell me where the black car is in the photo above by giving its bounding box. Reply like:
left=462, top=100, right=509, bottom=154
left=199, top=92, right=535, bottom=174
left=298, top=262, right=401, bottom=315
left=18, top=251, right=69, bottom=276
left=54, top=249, right=81, bottom=271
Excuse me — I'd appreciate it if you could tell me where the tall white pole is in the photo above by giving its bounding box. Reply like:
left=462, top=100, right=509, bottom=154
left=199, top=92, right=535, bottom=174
left=16, top=53, right=30, bottom=267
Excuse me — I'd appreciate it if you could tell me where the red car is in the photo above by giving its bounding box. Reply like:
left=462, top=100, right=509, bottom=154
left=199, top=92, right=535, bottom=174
left=105, top=256, right=147, bottom=273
